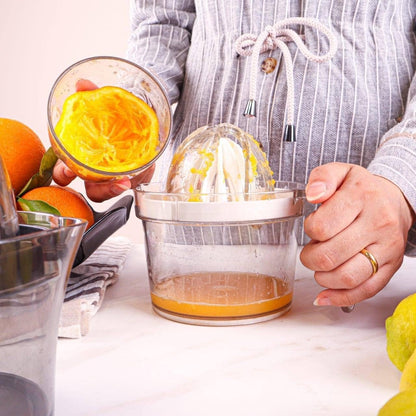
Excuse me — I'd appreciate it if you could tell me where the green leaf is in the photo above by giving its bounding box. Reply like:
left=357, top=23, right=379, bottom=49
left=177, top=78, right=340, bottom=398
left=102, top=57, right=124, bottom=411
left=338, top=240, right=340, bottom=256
left=17, top=198, right=61, bottom=216
left=18, top=147, right=58, bottom=196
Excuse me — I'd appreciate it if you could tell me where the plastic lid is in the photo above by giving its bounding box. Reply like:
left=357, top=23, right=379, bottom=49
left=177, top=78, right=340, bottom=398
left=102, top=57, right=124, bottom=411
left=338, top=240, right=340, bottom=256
left=135, top=185, right=305, bottom=223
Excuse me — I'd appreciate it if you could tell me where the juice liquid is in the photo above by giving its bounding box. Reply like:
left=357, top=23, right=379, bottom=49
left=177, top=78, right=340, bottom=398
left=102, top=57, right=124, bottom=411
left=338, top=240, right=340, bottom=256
left=151, top=272, right=292, bottom=321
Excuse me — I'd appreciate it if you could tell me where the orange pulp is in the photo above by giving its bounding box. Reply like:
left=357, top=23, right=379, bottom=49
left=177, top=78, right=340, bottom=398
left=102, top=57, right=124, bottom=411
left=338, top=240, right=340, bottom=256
left=54, top=86, right=159, bottom=173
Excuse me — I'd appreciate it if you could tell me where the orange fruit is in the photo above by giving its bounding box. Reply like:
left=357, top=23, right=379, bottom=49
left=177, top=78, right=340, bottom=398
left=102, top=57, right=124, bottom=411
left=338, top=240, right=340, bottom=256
left=0, top=118, right=46, bottom=195
left=18, top=185, right=94, bottom=229
left=53, top=86, right=159, bottom=173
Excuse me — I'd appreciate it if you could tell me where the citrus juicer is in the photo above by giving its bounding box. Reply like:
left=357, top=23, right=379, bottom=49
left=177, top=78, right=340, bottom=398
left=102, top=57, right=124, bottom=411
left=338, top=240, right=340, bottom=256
left=164, top=123, right=355, bottom=315
left=135, top=123, right=305, bottom=325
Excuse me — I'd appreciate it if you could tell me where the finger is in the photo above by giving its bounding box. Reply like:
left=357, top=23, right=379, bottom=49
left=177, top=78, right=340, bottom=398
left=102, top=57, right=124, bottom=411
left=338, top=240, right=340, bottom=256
left=86, top=165, right=155, bottom=202
left=312, top=261, right=400, bottom=307
left=305, top=162, right=353, bottom=203
left=303, top=169, right=411, bottom=270
left=304, top=164, right=375, bottom=242
left=303, top=188, right=361, bottom=242
left=129, top=165, right=155, bottom=189
left=52, top=159, right=77, bottom=186
left=311, top=245, right=381, bottom=290
left=76, top=79, right=98, bottom=91
left=312, top=241, right=405, bottom=306
left=302, top=208, right=405, bottom=276
left=301, top=214, right=376, bottom=272
left=85, top=177, right=131, bottom=202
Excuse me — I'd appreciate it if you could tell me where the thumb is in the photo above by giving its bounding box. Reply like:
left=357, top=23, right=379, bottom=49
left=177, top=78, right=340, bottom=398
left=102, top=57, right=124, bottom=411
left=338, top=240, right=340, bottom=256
left=305, top=162, right=353, bottom=203
left=85, top=177, right=131, bottom=202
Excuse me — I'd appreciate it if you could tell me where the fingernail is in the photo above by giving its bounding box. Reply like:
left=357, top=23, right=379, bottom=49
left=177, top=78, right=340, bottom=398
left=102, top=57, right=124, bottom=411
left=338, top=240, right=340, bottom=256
left=110, top=183, right=130, bottom=195
left=63, top=167, right=76, bottom=178
left=306, top=181, right=327, bottom=202
left=313, top=297, right=332, bottom=306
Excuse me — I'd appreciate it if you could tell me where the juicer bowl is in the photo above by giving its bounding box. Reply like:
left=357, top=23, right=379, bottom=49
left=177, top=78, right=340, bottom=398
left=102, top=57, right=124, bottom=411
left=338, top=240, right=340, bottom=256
left=135, top=182, right=305, bottom=326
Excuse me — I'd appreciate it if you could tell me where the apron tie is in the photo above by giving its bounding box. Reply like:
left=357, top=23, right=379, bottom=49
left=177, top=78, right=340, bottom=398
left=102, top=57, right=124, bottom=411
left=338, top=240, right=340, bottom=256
left=234, top=17, right=338, bottom=142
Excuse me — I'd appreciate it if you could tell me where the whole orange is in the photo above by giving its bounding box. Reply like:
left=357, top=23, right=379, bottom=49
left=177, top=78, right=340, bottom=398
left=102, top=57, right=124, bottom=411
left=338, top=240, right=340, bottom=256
left=18, top=185, right=95, bottom=229
left=0, top=118, right=46, bottom=195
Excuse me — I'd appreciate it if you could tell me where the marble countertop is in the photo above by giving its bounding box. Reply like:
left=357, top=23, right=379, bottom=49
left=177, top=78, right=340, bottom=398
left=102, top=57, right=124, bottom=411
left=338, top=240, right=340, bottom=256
left=55, top=244, right=416, bottom=416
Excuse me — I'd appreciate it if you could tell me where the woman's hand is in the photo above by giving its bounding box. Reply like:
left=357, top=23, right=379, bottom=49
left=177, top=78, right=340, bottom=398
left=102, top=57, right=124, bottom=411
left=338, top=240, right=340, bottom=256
left=52, top=160, right=155, bottom=202
left=300, top=162, right=415, bottom=307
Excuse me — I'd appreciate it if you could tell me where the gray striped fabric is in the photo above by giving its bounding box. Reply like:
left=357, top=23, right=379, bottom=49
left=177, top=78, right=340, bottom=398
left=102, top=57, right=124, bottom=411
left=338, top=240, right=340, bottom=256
left=59, top=237, right=132, bottom=338
left=127, top=0, right=416, bottom=254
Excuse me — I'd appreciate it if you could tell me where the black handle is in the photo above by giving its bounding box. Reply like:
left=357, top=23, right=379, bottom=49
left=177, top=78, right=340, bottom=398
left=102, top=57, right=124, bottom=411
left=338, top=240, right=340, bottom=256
left=73, top=195, right=133, bottom=267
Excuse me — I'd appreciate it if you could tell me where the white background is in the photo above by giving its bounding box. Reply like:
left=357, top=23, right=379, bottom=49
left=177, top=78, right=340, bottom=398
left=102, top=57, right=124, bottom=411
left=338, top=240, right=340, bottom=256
left=0, top=1, right=146, bottom=241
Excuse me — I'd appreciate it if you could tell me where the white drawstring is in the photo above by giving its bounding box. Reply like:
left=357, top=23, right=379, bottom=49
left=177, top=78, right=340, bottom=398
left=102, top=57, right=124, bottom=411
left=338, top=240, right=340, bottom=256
left=234, top=17, right=338, bottom=142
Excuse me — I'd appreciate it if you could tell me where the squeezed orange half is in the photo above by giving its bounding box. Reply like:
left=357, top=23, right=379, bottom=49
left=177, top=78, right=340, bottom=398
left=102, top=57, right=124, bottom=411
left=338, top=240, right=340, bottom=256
left=54, top=86, right=159, bottom=174
left=151, top=272, right=292, bottom=320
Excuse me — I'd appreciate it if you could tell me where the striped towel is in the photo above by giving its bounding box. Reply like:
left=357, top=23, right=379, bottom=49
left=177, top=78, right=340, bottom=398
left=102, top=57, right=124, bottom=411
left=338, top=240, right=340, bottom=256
left=58, top=236, right=132, bottom=338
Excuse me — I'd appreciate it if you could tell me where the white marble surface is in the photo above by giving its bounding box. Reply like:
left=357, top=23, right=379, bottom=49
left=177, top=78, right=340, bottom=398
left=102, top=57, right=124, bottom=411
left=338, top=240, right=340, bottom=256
left=55, top=244, right=416, bottom=416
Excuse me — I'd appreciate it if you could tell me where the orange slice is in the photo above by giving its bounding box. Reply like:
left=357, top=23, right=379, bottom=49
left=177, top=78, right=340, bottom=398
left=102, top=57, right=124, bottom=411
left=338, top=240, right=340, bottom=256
left=55, top=86, right=159, bottom=173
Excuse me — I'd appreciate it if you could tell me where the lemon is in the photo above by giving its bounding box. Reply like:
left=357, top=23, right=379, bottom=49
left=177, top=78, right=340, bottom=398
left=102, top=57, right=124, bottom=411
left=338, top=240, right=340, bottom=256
left=386, top=293, right=416, bottom=371
left=378, top=389, right=416, bottom=415
left=401, top=348, right=416, bottom=392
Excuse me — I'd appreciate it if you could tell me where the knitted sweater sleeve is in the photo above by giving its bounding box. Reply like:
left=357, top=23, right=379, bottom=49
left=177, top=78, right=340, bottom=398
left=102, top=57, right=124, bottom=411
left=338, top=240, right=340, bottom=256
left=127, top=0, right=196, bottom=105
left=367, top=71, right=416, bottom=256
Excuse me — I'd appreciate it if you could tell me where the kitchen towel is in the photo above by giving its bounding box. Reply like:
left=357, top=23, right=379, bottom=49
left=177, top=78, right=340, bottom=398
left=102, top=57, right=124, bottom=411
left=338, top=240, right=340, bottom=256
left=58, top=236, right=132, bottom=338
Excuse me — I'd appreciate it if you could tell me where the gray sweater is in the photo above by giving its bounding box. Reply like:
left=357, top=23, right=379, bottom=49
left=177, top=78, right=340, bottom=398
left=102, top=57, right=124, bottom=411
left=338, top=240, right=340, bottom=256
left=127, top=0, right=416, bottom=254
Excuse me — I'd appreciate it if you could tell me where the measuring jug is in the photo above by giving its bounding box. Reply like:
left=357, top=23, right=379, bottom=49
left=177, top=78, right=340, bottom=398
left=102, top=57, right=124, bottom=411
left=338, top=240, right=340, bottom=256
left=0, top=211, right=86, bottom=416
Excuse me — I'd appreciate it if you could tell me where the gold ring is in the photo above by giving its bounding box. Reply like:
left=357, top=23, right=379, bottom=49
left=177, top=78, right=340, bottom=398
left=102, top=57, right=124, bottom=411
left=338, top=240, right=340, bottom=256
left=360, top=248, right=379, bottom=276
